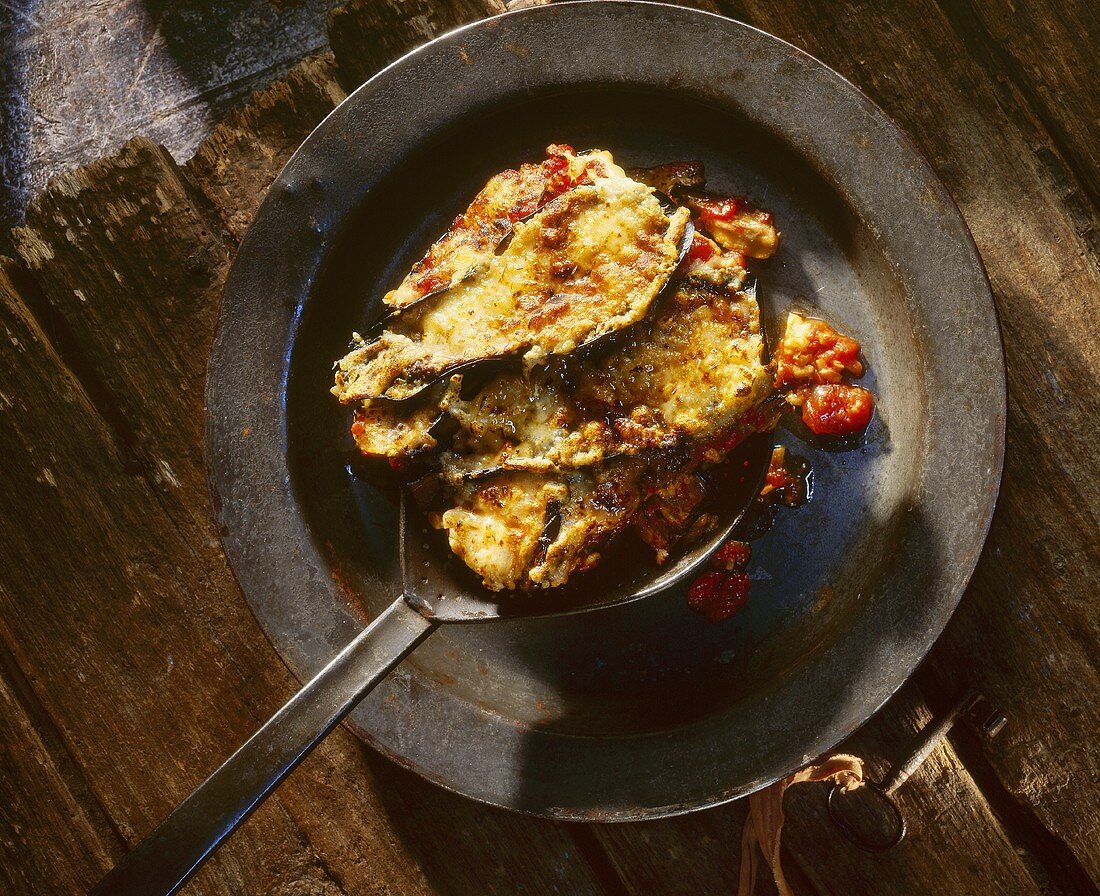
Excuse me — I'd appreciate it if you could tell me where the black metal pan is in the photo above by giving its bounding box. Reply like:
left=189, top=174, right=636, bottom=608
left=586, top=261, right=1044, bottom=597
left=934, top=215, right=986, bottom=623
left=204, top=0, right=1002, bottom=830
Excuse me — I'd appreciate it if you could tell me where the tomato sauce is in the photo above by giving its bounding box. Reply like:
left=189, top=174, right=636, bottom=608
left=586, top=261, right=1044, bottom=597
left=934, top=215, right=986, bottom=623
left=413, top=271, right=447, bottom=295
left=773, top=313, right=874, bottom=437
left=774, top=314, right=864, bottom=390
left=712, top=539, right=752, bottom=571
left=694, top=195, right=745, bottom=223
left=688, top=570, right=751, bottom=622
left=685, top=232, right=717, bottom=262
left=801, top=384, right=874, bottom=436
left=538, top=144, right=597, bottom=207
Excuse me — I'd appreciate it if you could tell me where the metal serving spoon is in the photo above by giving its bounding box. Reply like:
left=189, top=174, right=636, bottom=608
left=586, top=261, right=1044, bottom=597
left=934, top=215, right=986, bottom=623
left=91, top=433, right=771, bottom=896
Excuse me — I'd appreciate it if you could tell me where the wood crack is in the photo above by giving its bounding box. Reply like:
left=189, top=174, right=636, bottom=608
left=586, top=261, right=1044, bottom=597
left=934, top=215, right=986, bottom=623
left=950, top=719, right=1100, bottom=896
left=2, top=261, right=144, bottom=475
left=564, top=823, right=634, bottom=896
left=915, top=670, right=1100, bottom=896
left=0, top=614, right=129, bottom=860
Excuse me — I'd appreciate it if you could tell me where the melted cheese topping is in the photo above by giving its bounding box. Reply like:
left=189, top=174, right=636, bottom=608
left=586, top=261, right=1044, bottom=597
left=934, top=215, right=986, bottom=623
left=442, top=373, right=580, bottom=477
left=527, top=461, right=646, bottom=588
left=333, top=150, right=782, bottom=592
left=439, top=269, right=769, bottom=480
left=384, top=166, right=546, bottom=310
left=333, top=174, right=690, bottom=403
left=349, top=377, right=460, bottom=459
left=580, top=279, right=768, bottom=441
left=384, top=145, right=613, bottom=310
left=435, top=461, right=645, bottom=591
left=437, top=474, right=568, bottom=592
left=436, top=262, right=773, bottom=590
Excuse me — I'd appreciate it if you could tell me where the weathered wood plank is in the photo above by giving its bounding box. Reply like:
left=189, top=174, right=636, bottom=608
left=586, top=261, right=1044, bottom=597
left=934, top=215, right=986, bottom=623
left=2, top=89, right=608, bottom=896
left=0, top=260, right=122, bottom=896
left=0, top=250, right=365, bottom=896
left=590, top=803, right=816, bottom=896
left=186, top=53, right=347, bottom=241
left=943, top=0, right=1099, bottom=215
left=20, top=0, right=343, bottom=197
left=328, top=0, right=510, bottom=92
left=12, top=137, right=231, bottom=506
left=782, top=685, right=1047, bottom=896
left=0, top=652, right=114, bottom=896
left=3, top=1, right=1097, bottom=894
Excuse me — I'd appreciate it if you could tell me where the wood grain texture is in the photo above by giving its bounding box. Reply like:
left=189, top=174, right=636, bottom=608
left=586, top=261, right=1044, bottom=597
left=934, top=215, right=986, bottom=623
left=0, top=261, right=121, bottom=896
left=0, top=642, right=114, bottom=895
left=781, top=685, right=1045, bottom=896
left=942, top=0, right=1099, bottom=214
left=328, top=0, right=509, bottom=92
left=12, top=137, right=230, bottom=504
left=592, top=684, right=1044, bottom=896
left=0, top=163, right=423, bottom=896
left=186, top=53, right=347, bottom=241
left=14, top=0, right=345, bottom=200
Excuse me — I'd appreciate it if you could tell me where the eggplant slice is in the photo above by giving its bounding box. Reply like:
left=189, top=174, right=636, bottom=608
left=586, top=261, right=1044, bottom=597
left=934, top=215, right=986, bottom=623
left=626, top=160, right=706, bottom=196
left=677, top=189, right=779, bottom=260
left=439, top=392, right=778, bottom=592
left=333, top=169, right=692, bottom=403
left=385, top=145, right=627, bottom=312
left=434, top=473, right=570, bottom=593
left=435, top=459, right=647, bottom=592
left=435, top=251, right=776, bottom=590
left=349, top=376, right=461, bottom=460
left=439, top=238, right=770, bottom=481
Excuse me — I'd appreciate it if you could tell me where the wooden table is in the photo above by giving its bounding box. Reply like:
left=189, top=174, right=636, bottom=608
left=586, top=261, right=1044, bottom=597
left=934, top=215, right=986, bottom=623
left=2, top=2, right=1097, bottom=894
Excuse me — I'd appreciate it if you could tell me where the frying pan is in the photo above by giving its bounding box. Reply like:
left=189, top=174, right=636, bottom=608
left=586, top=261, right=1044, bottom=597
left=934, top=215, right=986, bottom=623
left=204, top=0, right=1002, bottom=835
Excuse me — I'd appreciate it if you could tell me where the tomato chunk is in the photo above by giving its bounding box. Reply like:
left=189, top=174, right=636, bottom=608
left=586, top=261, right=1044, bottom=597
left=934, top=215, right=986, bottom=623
left=414, top=272, right=447, bottom=295
left=774, top=312, right=864, bottom=390
left=801, top=384, right=874, bottom=436
left=687, top=571, right=751, bottom=622
left=694, top=195, right=745, bottom=223
left=712, top=539, right=752, bottom=571
left=685, top=232, right=717, bottom=262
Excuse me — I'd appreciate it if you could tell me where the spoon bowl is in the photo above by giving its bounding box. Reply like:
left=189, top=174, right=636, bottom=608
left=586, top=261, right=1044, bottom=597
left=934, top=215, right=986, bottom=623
left=409, top=431, right=773, bottom=622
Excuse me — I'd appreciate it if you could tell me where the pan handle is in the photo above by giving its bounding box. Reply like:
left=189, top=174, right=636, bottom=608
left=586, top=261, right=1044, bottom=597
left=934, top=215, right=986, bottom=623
left=91, top=597, right=437, bottom=896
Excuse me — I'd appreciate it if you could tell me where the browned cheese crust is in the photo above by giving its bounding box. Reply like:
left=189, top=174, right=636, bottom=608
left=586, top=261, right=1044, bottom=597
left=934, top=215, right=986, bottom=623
left=333, top=159, right=690, bottom=404
left=434, top=236, right=774, bottom=590
left=385, top=144, right=612, bottom=310
left=439, top=239, right=769, bottom=482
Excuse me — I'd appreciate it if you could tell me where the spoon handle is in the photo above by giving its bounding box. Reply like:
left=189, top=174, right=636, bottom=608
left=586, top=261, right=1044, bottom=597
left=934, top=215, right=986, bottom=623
left=91, top=597, right=436, bottom=896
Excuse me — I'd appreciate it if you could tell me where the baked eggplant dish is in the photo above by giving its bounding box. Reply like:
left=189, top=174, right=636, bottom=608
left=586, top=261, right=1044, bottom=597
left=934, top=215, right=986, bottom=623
left=333, top=145, right=874, bottom=595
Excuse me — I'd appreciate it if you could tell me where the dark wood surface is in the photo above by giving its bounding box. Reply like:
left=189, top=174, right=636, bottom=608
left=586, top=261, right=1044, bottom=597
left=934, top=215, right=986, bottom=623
left=1, top=2, right=1097, bottom=894
left=0, top=0, right=348, bottom=237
